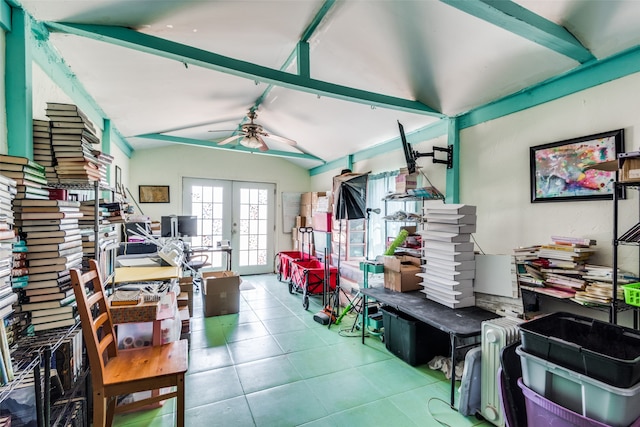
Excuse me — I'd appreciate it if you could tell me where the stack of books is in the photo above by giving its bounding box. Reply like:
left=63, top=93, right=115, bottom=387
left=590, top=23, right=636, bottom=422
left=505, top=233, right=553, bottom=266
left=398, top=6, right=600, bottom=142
left=45, top=102, right=103, bottom=184
left=418, top=203, right=477, bottom=308
left=512, top=236, right=634, bottom=305
left=0, top=174, right=17, bottom=323
left=15, top=199, right=83, bottom=332
left=32, top=118, right=58, bottom=183
left=78, top=199, right=117, bottom=269
left=0, top=155, right=49, bottom=200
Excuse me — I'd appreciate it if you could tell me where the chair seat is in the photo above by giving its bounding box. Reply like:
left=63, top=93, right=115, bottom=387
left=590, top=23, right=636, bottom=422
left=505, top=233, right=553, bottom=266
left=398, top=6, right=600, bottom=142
left=103, top=339, right=188, bottom=386
left=187, top=261, right=209, bottom=270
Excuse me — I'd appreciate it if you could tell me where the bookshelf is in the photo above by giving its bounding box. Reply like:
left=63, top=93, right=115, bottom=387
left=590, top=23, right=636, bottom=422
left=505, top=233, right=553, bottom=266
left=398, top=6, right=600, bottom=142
left=612, top=181, right=640, bottom=326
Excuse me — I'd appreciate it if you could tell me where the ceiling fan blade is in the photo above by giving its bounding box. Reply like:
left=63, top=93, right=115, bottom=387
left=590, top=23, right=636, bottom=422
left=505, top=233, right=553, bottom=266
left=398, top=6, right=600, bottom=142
left=262, top=132, right=297, bottom=146
left=257, top=135, right=269, bottom=152
left=217, top=134, right=245, bottom=146
left=208, top=129, right=240, bottom=133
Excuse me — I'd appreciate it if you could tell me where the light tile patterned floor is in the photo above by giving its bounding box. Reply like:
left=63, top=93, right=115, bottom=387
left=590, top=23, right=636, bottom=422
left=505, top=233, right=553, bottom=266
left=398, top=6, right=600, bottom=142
left=113, top=274, right=491, bottom=427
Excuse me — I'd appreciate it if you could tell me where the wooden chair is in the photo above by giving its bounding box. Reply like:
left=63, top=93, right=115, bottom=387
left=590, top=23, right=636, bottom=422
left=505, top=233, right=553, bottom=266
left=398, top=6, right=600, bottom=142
left=70, top=259, right=188, bottom=427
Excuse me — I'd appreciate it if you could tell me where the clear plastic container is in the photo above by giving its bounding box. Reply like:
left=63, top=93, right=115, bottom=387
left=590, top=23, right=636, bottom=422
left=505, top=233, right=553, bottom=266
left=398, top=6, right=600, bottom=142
left=517, top=345, right=640, bottom=427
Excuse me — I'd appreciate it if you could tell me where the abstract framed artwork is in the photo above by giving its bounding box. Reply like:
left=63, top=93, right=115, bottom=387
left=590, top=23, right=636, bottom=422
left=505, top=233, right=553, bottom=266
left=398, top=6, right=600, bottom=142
left=139, top=185, right=170, bottom=203
left=530, top=129, right=624, bottom=203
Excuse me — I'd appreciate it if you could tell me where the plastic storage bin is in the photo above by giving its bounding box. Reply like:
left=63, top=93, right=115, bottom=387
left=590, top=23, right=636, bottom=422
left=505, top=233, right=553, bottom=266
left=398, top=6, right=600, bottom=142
left=517, top=378, right=640, bottom=427
left=381, top=306, right=449, bottom=366
left=517, top=345, right=640, bottom=427
left=518, top=311, right=640, bottom=387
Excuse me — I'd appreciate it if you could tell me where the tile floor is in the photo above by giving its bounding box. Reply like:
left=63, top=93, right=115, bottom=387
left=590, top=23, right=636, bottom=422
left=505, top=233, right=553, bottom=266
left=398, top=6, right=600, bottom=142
left=113, top=274, right=492, bottom=427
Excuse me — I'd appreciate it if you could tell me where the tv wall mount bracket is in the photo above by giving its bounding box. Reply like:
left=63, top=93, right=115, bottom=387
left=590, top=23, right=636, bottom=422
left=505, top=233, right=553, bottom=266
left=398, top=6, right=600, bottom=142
left=414, top=146, right=453, bottom=169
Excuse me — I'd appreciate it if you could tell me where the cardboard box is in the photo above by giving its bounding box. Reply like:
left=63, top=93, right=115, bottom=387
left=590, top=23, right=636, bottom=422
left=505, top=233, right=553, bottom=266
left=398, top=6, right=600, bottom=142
left=201, top=271, right=241, bottom=317
left=620, top=158, right=640, bottom=183
left=395, top=173, right=418, bottom=193
left=300, top=204, right=313, bottom=218
left=300, top=191, right=328, bottom=206
left=312, top=212, right=332, bottom=232
left=383, top=255, right=422, bottom=292
left=295, top=216, right=307, bottom=228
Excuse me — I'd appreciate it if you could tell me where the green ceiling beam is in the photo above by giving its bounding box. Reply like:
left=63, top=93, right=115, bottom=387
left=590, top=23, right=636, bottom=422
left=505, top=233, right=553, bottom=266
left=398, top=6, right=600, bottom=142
left=309, top=157, right=351, bottom=176
left=136, top=133, right=325, bottom=162
left=1, top=0, right=11, bottom=31
left=442, top=0, right=594, bottom=64
left=301, top=0, right=336, bottom=42
left=45, top=22, right=443, bottom=118
left=6, top=6, right=32, bottom=158
left=297, top=41, right=310, bottom=78
left=459, top=44, right=640, bottom=129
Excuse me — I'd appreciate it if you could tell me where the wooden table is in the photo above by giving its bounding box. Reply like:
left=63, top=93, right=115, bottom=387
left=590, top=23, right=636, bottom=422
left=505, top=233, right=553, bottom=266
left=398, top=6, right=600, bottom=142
left=360, top=287, right=500, bottom=407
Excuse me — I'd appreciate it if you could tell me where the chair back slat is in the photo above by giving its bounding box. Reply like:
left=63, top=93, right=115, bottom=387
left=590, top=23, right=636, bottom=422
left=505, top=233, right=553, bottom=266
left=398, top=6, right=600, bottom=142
left=70, top=259, right=118, bottom=387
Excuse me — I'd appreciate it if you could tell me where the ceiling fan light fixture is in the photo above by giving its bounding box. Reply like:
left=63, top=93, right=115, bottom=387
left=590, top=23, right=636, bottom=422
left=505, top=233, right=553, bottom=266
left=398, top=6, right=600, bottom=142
left=241, top=135, right=263, bottom=149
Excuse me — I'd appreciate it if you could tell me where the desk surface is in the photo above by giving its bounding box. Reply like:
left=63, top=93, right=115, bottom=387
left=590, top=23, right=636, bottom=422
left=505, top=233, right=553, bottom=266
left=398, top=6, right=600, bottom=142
left=115, top=266, right=181, bottom=283
left=361, top=287, right=500, bottom=337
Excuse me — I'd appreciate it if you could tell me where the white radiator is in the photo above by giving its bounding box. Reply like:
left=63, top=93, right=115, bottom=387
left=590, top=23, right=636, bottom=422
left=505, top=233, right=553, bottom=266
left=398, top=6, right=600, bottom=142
left=480, top=316, right=523, bottom=426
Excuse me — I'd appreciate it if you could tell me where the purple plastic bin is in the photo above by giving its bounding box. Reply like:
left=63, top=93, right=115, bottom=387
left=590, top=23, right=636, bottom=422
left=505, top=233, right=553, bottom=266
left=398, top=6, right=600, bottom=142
left=518, top=378, right=640, bottom=427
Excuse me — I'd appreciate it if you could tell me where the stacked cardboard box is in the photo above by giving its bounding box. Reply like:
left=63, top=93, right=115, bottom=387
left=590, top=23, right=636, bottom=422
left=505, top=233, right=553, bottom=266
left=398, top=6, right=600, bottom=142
left=396, top=168, right=418, bottom=193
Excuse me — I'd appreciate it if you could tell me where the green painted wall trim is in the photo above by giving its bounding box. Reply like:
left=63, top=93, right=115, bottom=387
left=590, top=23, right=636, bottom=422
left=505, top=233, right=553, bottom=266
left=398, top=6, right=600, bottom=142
left=6, top=7, right=32, bottom=158
left=309, top=157, right=350, bottom=176
left=459, top=44, right=640, bottom=129
left=137, top=133, right=322, bottom=161
left=0, top=1, right=11, bottom=32
left=442, top=0, right=593, bottom=63
left=297, top=41, right=310, bottom=78
left=445, top=117, right=459, bottom=203
left=45, top=22, right=443, bottom=118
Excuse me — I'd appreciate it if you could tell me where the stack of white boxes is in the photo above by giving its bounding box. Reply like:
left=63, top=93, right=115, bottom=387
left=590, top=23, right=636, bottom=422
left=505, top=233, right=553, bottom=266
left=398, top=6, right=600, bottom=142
left=418, top=204, right=477, bottom=308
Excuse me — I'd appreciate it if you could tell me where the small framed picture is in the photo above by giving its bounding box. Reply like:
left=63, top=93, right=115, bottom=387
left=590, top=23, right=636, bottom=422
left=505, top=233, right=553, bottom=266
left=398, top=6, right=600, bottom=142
left=139, top=185, right=170, bottom=203
left=530, top=129, right=624, bottom=203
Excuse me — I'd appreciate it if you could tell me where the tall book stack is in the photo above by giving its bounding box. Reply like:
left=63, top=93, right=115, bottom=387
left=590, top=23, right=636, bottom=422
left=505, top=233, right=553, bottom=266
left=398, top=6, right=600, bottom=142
left=15, top=200, right=83, bottom=332
left=45, top=102, right=102, bottom=184
left=418, top=204, right=477, bottom=308
left=32, top=118, right=58, bottom=183
left=0, top=155, right=49, bottom=200
left=0, top=174, right=18, bottom=323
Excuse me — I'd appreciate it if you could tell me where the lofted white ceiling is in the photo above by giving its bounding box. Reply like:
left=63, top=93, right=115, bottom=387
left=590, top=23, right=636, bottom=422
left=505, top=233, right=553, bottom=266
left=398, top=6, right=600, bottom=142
left=15, top=0, right=640, bottom=170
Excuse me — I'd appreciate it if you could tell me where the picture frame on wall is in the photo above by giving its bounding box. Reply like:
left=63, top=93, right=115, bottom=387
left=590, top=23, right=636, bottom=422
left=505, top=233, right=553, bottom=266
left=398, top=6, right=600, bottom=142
left=530, top=129, right=624, bottom=203
left=139, top=185, right=170, bottom=203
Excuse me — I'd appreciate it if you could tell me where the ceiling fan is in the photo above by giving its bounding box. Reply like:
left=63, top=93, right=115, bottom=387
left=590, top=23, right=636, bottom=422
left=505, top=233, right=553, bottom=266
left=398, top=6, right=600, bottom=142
left=213, top=110, right=297, bottom=152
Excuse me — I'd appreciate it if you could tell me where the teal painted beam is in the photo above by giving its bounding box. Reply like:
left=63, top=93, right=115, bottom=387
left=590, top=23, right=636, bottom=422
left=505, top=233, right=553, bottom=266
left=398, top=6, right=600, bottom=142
left=310, top=157, right=350, bottom=176
left=459, top=44, right=640, bottom=129
left=136, top=133, right=325, bottom=162
left=297, top=41, right=310, bottom=78
left=445, top=117, right=459, bottom=203
left=0, top=0, right=11, bottom=32
left=45, top=23, right=443, bottom=117
left=301, top=0, right=336, bottom=42
left=442, top=0, right=594, bottom=64
left=6, top=7, right=32, bottom=158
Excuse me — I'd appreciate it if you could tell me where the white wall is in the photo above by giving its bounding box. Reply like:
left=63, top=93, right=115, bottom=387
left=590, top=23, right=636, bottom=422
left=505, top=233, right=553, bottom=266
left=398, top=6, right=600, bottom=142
left=462, top=72, right=640, bottom=275
left=129, top=144, right=311, bottom=253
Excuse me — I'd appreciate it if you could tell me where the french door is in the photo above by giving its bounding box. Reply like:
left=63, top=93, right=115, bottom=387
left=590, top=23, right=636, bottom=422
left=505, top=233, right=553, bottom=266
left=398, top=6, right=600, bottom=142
left=182, top=178, right=275, bottom=275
